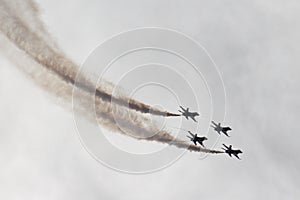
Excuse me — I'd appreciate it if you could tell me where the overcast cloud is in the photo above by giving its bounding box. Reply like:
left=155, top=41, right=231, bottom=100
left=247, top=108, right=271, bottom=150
left=0, top=0, right=300, bottom=199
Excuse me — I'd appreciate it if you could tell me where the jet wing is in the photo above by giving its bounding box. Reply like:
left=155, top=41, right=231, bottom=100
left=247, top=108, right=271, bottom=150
left=222, top=132, right=230, bottom=137
left=198, top=141, right=205, bottom=147
left=191, top=116, right=197, bottom=122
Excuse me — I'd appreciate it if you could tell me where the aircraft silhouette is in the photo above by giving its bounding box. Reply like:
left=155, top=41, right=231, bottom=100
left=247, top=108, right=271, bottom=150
left=186, top=131, right=207, bottom=147
left=178, top=106, right=199, bottom=122
left=211, top=121, right=232, bottom=137
left=222, top=144, right=243, bottom=159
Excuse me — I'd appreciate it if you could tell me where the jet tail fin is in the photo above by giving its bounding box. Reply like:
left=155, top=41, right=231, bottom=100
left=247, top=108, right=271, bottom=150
left=186, top=135, right=193, bottom=140
left=179, top=106, right=185, bottom=111
left=187, top=131, right=194, bottom=136
left=222, top=144, right=229, bottom=149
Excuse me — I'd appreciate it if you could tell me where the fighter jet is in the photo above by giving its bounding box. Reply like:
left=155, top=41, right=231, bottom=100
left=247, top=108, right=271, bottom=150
left=222, top=144, right=243, bottom=159
left=178, top=106, right=199, bottom=122
left=186, top=131, right=207, bottom=147
left=211, top=121, right=232, bottom=137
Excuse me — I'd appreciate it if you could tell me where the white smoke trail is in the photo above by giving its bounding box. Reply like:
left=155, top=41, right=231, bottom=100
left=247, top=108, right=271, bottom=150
left=0, top=0, right=223, bottom=154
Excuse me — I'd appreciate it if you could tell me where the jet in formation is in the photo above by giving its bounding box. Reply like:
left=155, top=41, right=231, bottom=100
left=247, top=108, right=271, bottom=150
left=222, top=144, right=243, bottom=159
left=178, top=106, right=199, bottom=122
left=211, top=121, right=232, bottom=137
left=186, top=131, right=207, bottom=147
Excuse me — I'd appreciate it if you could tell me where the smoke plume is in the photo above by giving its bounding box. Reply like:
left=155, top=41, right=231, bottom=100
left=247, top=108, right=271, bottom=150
left=0, top=0, right=222, bottom=154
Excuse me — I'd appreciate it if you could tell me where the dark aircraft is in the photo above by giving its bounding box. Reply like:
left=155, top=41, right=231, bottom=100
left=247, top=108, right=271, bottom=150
left=178, top=106, right=199, bottom=122
left=222, top=144, right=243, bottom=159
left=186, top=131, right=207, bottom=147
left=211, top=121, right=232, bottom=137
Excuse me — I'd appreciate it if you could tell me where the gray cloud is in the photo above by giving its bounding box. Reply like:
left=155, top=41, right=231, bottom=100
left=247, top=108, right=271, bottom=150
left=0, top=0, right=299, bottom=199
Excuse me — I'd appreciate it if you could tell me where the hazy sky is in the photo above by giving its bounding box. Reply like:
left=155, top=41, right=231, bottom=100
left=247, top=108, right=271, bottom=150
left=0, top=0, right=300, bottom=199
